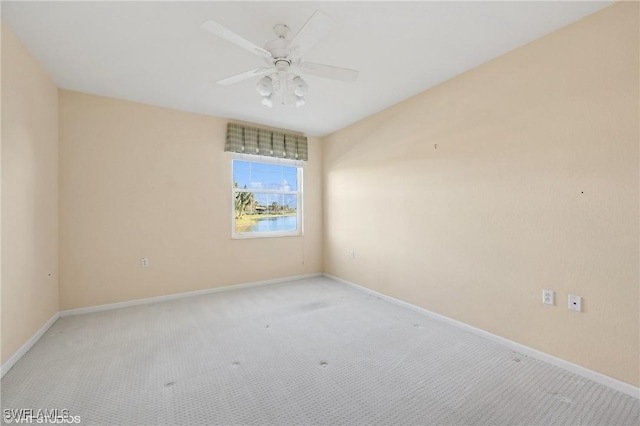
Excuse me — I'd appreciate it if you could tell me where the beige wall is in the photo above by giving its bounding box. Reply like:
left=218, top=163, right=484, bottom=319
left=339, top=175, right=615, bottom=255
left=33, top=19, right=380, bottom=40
left=323, top=2, right=639, bottom=386
left=2, top=1, right=637, bottom=389
left=59, top=91, right=322, bottom=310
left=1, top=25, right=59, bottom=365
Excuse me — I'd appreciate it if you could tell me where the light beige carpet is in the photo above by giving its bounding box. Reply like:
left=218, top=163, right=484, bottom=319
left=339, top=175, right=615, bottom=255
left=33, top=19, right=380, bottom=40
left=1, top=277, right=638, bottom=425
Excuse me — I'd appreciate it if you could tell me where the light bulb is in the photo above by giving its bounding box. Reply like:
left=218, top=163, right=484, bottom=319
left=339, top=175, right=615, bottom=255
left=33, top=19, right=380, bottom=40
left=256, top=76, right=273, bottom=96
left=292, top=76, right=308, bottom=96
left=261, top=95, right=273, bottom=108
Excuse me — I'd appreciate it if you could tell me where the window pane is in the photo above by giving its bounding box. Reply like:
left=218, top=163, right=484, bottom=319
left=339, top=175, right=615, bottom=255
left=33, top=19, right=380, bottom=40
left=235, top=192, right=298, bottom=233
left=253, top=193, right=270, bottom=212
left=284, top=194, right=298, bottom=214
left=235, top=192, right=298, bottom=232
left=283, top=168, right=297, bottom=191
left=251, top=162, right=282, bottom=190
left=234, top=161, right=298, bottom=192
left=232, top=160, right=251, bottom=189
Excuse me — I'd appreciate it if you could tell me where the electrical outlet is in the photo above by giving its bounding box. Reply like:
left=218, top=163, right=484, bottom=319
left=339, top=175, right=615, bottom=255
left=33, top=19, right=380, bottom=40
left=350, top=250, right=355, bottom=259
left=542, top=289, right=554, bottom=305
left=141, top=258, right=149, bottom=268
left=568, top=295, right=582, bottom=312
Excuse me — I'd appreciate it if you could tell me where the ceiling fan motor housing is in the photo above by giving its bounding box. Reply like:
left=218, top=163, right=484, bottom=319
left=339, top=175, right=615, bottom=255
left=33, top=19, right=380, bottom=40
left=264, top=37, right=289, bottom=61
left=273, top=24, right=290, bottom=39
left=274, top=59, right=291, bottom=71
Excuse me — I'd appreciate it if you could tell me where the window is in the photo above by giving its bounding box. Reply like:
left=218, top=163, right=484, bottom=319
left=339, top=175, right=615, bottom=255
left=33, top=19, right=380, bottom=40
left=232, top=158, right=303, bottom=238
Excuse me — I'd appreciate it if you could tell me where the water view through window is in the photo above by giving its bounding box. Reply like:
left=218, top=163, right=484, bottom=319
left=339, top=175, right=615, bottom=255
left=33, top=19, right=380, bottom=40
left=232, top=160, right=301, bottom=236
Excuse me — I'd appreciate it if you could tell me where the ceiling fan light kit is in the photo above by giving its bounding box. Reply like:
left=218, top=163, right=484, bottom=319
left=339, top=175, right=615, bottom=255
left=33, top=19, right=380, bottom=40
left=202, top=10, right=359, bottom=108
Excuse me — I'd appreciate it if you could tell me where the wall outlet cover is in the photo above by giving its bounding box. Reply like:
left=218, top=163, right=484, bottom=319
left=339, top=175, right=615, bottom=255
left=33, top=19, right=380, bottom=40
left=542, top=289, right=555, bottom=305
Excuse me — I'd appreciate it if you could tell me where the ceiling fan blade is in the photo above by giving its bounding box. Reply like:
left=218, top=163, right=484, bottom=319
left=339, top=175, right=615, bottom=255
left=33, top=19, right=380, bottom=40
left=288, top=10, right=335, bottom=56
left=202, top=20, right=272, bottom=59
left=217, top=67, right=272, bottom=86
left=298, top=62, right=359, bottom=82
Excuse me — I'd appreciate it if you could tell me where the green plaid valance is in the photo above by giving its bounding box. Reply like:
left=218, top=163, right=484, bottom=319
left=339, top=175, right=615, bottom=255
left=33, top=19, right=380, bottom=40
left=225, top=123, right=308, bottom=161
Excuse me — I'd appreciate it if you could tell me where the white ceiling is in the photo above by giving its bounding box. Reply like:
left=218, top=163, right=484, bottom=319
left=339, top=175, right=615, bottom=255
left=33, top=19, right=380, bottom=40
left=2, top=1, right=612, bottom=137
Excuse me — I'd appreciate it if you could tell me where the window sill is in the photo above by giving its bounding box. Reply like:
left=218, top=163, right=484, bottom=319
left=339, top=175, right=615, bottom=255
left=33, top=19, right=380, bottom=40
left=232, top=231, right=303, bottom=240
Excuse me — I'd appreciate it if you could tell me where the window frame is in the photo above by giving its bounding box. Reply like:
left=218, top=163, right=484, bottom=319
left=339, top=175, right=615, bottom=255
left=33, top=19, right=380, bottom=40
left=231, top=154, right=304, bottom=239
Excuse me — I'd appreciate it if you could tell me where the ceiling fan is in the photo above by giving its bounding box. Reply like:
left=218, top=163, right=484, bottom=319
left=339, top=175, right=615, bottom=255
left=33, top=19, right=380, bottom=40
left=201, top=10, right=359, bottom=107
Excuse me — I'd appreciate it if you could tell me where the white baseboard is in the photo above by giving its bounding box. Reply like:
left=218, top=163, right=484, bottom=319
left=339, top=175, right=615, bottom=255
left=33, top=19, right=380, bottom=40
left=323, top=273, right=639, bottom=399
left=60, top=273, right=322, bottom=317
left=1, top=312, right=60, bottom=379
